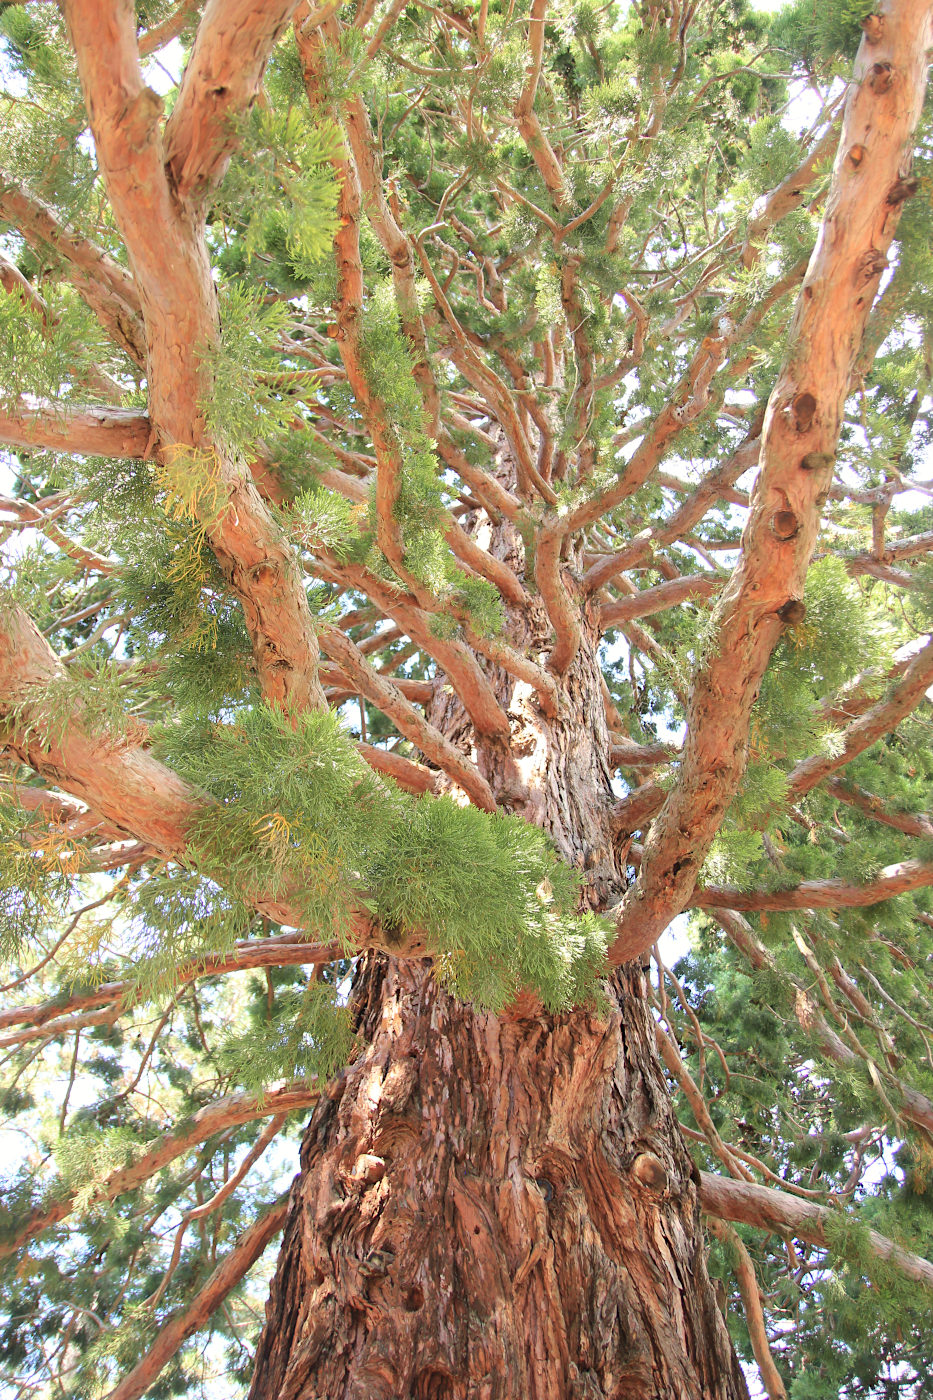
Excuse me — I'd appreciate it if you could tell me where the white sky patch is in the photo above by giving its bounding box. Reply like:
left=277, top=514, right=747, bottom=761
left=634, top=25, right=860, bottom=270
left=143, top=37, right=185, bottom=97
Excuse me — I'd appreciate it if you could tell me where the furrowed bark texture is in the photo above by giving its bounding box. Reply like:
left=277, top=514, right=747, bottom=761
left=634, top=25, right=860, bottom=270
left=250, top=959, right=747, bottom=1400
left=251, top=548, right=746, bottom=1397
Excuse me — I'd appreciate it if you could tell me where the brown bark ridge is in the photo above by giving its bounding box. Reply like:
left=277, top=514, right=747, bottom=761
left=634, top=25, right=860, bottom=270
left=250, top=494, right=747, bottom=1397
left=250, top=958, right=748, bottom=1400
left=610, top=0, right=933, bottom=965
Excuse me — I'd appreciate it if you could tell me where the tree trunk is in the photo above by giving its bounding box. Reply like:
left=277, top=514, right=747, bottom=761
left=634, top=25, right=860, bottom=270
left=250, top=595, right=748, bottom=1398
left=250, top=954, right=748, bottom=1399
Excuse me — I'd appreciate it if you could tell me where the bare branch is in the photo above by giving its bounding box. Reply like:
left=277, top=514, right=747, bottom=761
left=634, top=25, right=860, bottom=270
left=164, top=0, right=300, bottom=202
left=513, top=0, right=566, bottom=205
left=0, top=400, right=152, bottom=461
left=706, top=1218, right=787, bottom=1400
left=698, top=1171, right=933, bottom=1292
left=655, top=1023, right=751, bottom=1182
left=0, top=492, right=116, bottom=574
left=318, top=624, right=497, bottom=810
left=0, top=602, right=317, bottom=929
left=1, top=604, right=202, bottom=858
left=102, top=1194, right=290, bottom=1400
left=364, top=0, right=408, bottom=58
left=0, top=247, right=50, bottom=319
left=584, top=432, right=762, bottom=595
left=824, top=778, right=933, bottom=839
left=336, top=78, right=438, bottom=431
left=740, top=120, right=841, bottom=267
left=138, top=0, right=201, bottom=57
left=535, top=530, right=582, bottom=676
left=599, top=574, right=722, bottom=629
left=329, top=562, right=512, bottom=739
left=611, top=781, right=666, bottom=838
left=145, top=1114, right=285, bottom=1310
left=356, top=742, right=438, bottom=794
left=0, top=934, right=341, bottom=1040
left=63, top=0, right=327, bottom=715
left=695, top=859, right=933, bottom=913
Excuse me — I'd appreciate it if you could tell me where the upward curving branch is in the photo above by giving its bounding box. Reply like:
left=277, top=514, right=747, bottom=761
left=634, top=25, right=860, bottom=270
left=611, top=0, right=933, bottom=965
left=786, top=634, right=933, bottom=798
left=61, top=0, right=326, bottom=715
left=102, top=1194, right=290, bottom=1400
left=1, top=1081, right=316, bottom=1260
left=164, top=0, right=301, bottom=201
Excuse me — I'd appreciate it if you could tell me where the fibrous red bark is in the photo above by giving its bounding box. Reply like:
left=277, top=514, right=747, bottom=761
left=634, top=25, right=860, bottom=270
left=250, top=564, right=747, bottom=1397
left=250, top=958, right=748, bottom=1400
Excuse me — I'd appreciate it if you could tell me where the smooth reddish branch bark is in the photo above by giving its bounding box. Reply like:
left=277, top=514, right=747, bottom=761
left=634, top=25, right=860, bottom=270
left=699, top=1172, right=933, bottom=1291
left=611, top=0, right=933, bottom=964
left=62, top=0, right=327, bottom=715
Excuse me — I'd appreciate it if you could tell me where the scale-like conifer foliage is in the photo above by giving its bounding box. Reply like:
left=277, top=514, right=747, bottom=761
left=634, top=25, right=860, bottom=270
left=2, top=1, right=933, bottom=1396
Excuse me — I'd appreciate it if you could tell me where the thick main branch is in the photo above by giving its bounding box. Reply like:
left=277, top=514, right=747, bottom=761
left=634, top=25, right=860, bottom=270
left=611, top=0, right=933, bottom=964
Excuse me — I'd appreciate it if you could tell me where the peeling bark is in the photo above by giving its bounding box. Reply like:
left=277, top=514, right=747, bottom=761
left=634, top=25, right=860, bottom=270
left=251, top=959, right=747, bottom=1400
left=251, top=533, right=747, bottom=1398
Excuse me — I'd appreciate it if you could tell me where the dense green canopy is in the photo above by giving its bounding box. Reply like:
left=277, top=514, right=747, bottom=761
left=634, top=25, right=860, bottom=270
left=1, top=1, right=933, bottom=1396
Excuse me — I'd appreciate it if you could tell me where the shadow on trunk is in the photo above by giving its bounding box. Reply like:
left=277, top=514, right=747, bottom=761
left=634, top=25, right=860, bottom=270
left=250, top=955, right=748, bottom=1400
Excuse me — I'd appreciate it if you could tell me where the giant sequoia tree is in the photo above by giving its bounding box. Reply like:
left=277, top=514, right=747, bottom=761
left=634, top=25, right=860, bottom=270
left=4, top=0, right=933, bottom=1395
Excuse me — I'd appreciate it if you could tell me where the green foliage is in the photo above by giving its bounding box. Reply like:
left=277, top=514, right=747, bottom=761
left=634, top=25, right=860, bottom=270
left=769, top=0, right=877, bottom=72
left=202, top=287, right=303, bottom=454
left=0, top=3, right=70, bottom=90
left=220, top=979, right=356, bottom=1095
left=120, top=868, right=256, bottom=1002
left=3, top=1, right=933, bottom=1395
left=290, top=483, right=366, bottom=561
left=357, top=279, right=505, bottom=631
left=709, top=557, right=897, bottom=864
left=0, top=787, right=77, bottom=955
left=366, top=796, right=608, bottom=1010
left=0, top=284, right=109, bottom=404
left=98, top=484, right=258, bottom=711
left=535, top=261, right=564, bottom=328
left=156, top=703, right=608, bottom=1011
left=2, top=649, right=129, bottom=750
left=53, top=1124, right=144, bottom=1212
left=214, top=101, right=341, bottom=291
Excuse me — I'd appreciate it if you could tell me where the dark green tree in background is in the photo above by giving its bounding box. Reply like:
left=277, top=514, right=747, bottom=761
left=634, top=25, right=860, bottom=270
left=2, top=0, right=933, bottom=1395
